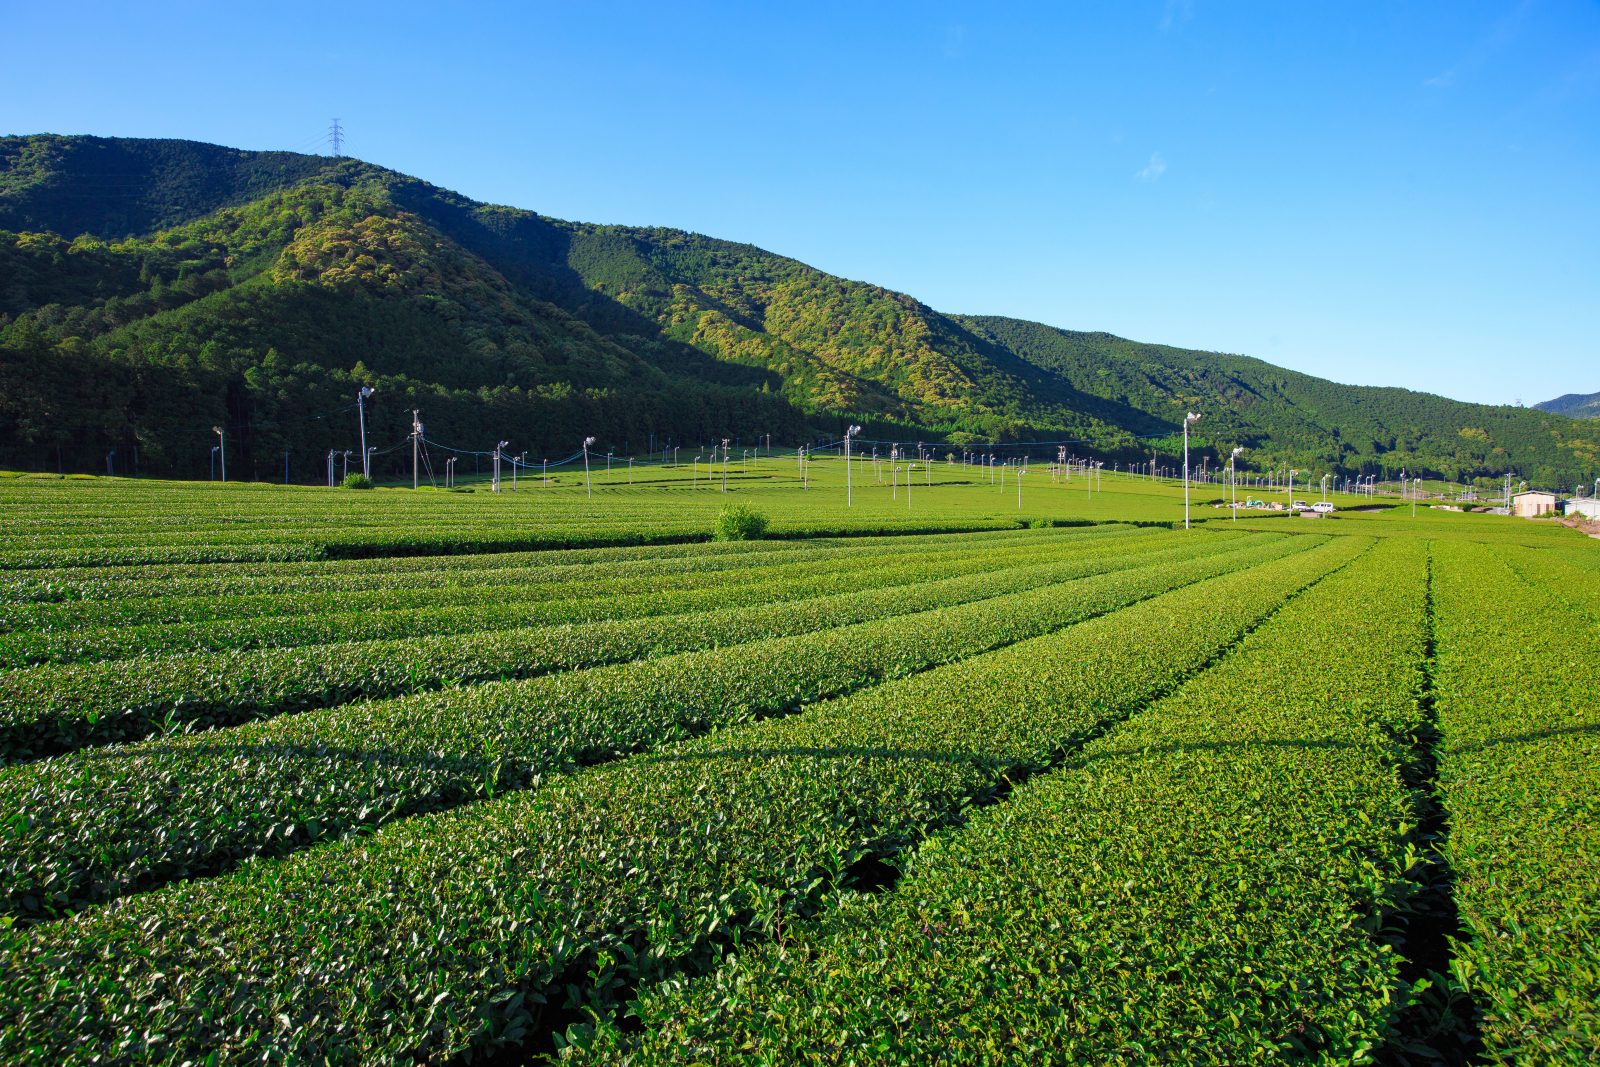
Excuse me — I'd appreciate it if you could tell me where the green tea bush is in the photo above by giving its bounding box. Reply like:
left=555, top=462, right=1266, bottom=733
left=0, top=536, right=1171, bottom=758
left=588, top=539, right=1426, bottom=1065
left=0, top=531, right=1279, bottom=921
left=1431, top=542, right=1600, bottom=1060
left=0, top=528, right=1128, bottom=647
left=340, top=473, right=374, bottom=490
left=712, top=504, right=768, bottom=541
left=0, top=537, right=1363, bottom=1064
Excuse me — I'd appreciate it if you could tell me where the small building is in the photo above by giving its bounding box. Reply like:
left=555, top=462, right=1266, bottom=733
left=1512, top=491, right=1559, bottom=518
left=1565, top=497, right=1600, bottom=520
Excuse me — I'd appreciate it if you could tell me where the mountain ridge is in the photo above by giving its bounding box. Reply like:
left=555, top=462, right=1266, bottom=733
left=3, top=133, right=1596, bottom=487
left=1536, top=391, right=1600, bottom=419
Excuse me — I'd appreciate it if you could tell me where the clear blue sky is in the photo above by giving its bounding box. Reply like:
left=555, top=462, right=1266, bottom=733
left=5, top=1, right=1597, bottom=406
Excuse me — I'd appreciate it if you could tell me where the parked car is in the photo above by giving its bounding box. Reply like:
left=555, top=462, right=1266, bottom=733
left=1311, top=501, right=1335, bottom=514
left=1290, top=500, right=1309, bottom=511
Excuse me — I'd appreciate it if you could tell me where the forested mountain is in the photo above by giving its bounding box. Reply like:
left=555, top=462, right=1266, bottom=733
left=3, top=133, right=1597, bottom=486
left=1536, top=391, right=1600, bottom=419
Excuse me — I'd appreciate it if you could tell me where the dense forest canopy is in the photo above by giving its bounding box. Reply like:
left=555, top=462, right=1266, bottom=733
left=1536, top=391, right=1600, bottom=420
left=3, top=134, right=1597, bottom=488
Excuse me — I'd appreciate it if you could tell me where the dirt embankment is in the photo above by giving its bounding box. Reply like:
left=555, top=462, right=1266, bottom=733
left=1557, top=515, right=1600, bottom=539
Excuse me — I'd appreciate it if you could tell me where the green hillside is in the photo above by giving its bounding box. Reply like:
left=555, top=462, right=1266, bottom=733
left=1537, top=391, right=1600, bottom=419
left=960, top=316, right=1600, bottom=488
left=0, top=135, right=336, bottom=239
left=3, top=133, right=1597, bottom=486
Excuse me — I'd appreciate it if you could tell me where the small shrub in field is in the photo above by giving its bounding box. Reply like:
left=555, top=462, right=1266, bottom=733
left=713, top=504, right=768, bottom=541
left=342, top=473, right=374, bottom=490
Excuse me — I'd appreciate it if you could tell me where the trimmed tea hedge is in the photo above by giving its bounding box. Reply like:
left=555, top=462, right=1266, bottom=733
left=582, top=538, right=1435, bottom=1064
left=0, top=536, right=1366, bottom=1065
left=0, top=529, right=1151, bottom=666
left=0, top=529, right=1208, bottom=759
left=0, top=532, right=1293, bottom=921
left=0, top=523, right=1114, bottom=623
left=1431, top=541, right=1600, bottom=1063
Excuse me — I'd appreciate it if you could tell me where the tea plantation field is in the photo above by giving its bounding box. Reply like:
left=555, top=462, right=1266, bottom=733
left=0, top=465, right=1594, bottom=1065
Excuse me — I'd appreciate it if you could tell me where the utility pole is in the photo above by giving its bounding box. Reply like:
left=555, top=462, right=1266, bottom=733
left=357, top=386, right=375, bottom=476
left=213, top=426, right=226, bottom=482
left=583, top=437, right=596, bottom=498
left=722, top=438, right=730, bottom=492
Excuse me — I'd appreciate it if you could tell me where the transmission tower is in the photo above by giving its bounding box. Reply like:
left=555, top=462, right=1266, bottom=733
left=328, top=118, right=344, bottom=158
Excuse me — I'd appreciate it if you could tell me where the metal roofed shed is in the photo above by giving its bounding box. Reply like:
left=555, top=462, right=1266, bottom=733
left=1511, top=491, right=1560, bottom=518
left=1564, top=497, right=1600, bottom=520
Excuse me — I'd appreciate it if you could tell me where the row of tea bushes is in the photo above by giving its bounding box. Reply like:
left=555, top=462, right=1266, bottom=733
left=584, top=538, right=1434, bottom=1064
left=0, top=530, right=1152, bottom=665
left=0, top=524, right=1113, bottom=619
left=1432, top=541, right=1600, bottom=1063
left=1, top=532, right=1294, bottom=922
left=0, top=530, right=1222, bottom=759
left=0, top=536, right=1367, bottom=1064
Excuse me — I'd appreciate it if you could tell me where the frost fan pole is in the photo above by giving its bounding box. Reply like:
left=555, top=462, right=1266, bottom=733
left=845, top=425, right=861, bottom=507
left=1183, top=411, right=1201, bottom=529
left=411, top=410, right=422, bottom=490
left=357, top=386, right=375, bottom=477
